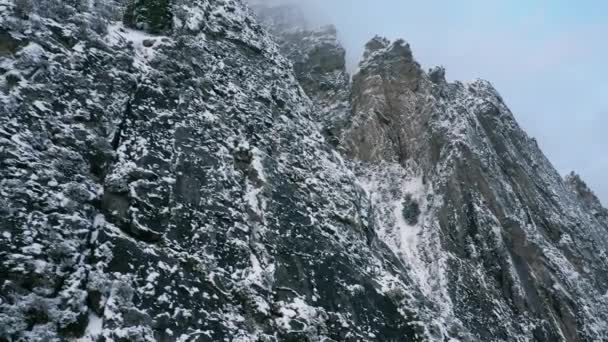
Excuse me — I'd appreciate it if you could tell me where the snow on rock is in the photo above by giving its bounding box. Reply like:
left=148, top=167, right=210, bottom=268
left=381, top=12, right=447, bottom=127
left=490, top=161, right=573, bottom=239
left=105, top=23, right=168, bottom=71
left=1, top=0, right=607, bottom=341
left=337, top=28, right=608, bottom=340
left=1, top=0, right=423, bottom=341
left=77, top=313, right=104, bottom=342
left=255, top=4, right=608, bottom=340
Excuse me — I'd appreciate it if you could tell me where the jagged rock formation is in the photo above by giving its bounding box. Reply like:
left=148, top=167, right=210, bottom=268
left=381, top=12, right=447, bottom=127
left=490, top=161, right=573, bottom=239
left=0, top=1, right=424, bottom=340
left=341, top=37, right=608, bottom=341
left=255, top=4, right=608, bottom=341
left=252, top=3, right=350, bottom=146
left=344, top=37, right=429, bottom=165
left=565, top=172, right=608, bottom=224
left=1, top=0, right=607, bottom=341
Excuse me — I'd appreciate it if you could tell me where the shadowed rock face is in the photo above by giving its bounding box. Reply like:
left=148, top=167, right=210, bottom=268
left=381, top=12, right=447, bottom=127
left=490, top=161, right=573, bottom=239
left=0, top=0, right=425, bottom=341
left=1, top=0, right=608, bottom=341
left=124, top=0, right=173, bottom=34
left=252, top=4, right=351, bottom=147
left=0, top=29, right=25, bottom=56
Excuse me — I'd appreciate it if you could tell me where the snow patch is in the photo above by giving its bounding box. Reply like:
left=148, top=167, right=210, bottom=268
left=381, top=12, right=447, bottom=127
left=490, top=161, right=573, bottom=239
left=77, top=312, right=104, bottom=342
left=105, top=23, right=167, bottom=71
left=356, top=162, right=455, bottom=338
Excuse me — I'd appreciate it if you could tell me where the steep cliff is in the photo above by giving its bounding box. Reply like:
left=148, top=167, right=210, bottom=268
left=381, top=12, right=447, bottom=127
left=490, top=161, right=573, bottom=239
left=251, top=3, right=350, bottom=146
left=565, top=172, right=608, bottom=224
left=341, top=37, right=608, bottom=341
left=255, top=4, right=608, bottom=341
left=0, top=0, right=427, bottom=341
left=1, top=0, right=607, bottom=341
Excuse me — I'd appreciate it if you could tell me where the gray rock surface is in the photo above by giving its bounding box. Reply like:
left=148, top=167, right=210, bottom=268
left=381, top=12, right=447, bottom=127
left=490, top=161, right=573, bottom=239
left=341, top=33, right=608, bottom=341
left=1, top=0, right=607, bottom=341
left=0, top=1, right=424, bottom=340
left=251, top=3, right=351, bottom=147
left=565, top=172, right=608, bottom=224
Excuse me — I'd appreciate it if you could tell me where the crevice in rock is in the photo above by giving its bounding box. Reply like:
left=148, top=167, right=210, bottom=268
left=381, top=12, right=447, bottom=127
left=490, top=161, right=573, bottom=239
left=112, top=98, right=133, bottom=151
left=111, top=79, right=141, bottom=152
left=0, top=29, right=25, bottom=56
left=124, top=0, right=173, bottom=35
left=100, top=190, right=163, bottom=243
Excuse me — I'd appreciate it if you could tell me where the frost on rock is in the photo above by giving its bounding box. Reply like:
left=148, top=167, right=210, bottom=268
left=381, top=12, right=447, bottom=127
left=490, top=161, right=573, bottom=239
left=1, top=0, right=608, bottom=341
left=337, top=31, right=608, bottom=341
left=1, top=0, right=422, bottom=341
left=251, top=2, right=351, bottom=146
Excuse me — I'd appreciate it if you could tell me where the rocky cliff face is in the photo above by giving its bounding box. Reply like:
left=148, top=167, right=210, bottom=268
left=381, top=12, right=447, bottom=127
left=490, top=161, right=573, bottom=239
left=251, top=3, right=350, bottom=147
left=565, top=172, right=608, bottom=224
left=342, top=37, right=608, bottom=341
left=1, top=0, right=607, bottom=341
left=0, top=1, right=425, bottom=340
left=255, top=4, right=608, bottom=341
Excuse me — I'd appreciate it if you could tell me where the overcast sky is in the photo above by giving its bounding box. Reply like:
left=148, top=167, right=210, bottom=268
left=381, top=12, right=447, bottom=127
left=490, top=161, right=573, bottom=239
left=289, top=0, right=607, bottom=204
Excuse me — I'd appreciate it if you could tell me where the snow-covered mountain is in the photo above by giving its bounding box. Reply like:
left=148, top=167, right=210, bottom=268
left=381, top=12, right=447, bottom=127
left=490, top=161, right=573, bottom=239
left=254, top=3, right=608, bottom=341
left=0, top=0, right=606, bottom=341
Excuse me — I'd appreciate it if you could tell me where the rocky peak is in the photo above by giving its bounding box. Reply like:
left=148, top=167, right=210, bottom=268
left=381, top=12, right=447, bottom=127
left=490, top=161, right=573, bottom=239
left=363, top=35, right=390, bottom=57
left=565, top=172, right=608, bottom=219
left=342, top=36, right=608, bottom=340
left=3, top=0, right=608, bottom=341
left=343, top=37, right=427, bottom=164
left=360, top=37, right=418, bottom=74
left=429, top=65, right=446, bottom=84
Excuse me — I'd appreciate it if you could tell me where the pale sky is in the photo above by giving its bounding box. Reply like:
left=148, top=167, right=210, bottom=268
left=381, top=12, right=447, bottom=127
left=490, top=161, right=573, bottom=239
left=290, top=0, right=608, bottom=204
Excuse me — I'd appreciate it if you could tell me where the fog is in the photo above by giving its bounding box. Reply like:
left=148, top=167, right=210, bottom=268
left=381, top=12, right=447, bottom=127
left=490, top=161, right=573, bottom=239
left=255, top=0, right=608, bottom=204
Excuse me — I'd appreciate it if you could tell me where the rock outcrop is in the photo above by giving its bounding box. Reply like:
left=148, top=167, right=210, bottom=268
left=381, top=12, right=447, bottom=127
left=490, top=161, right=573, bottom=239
left=565, top=172, right=608, bottom=223
left=0, top=1, right=422, bottom=340
left=1, top=0, right=607, bottom=341
left=252, top=3, right=351, bottom=146
left=341, top=35, right=608, bottom=341
left=255, top=3, right=608, bottom=341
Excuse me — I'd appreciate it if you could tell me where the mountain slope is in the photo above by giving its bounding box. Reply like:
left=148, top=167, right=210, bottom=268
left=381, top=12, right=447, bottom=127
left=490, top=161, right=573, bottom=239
left=255, top=5, right=608, bottom=341
left=343, top=37, right=608, bottom=341
left=1, top=0, right=607, bottom=341
left=0, top=1, right=428, bottom=340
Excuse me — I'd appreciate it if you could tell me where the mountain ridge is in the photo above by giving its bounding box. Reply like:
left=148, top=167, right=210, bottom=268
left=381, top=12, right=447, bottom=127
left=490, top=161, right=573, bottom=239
left=253, top=2, right=608, bottom=341
left=0, top=0, right=607, bottom=341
